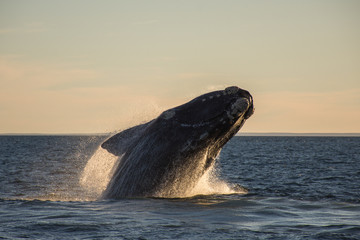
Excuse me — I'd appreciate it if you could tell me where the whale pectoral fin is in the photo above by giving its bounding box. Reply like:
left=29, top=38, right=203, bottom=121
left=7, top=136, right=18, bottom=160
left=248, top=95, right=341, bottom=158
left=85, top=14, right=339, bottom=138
left=101, top=122, right=150, bottom=156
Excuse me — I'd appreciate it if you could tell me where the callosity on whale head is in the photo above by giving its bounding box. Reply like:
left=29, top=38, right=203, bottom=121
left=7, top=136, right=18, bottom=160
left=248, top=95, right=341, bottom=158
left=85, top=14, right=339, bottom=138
left=101, top=86, right=254, bottom=198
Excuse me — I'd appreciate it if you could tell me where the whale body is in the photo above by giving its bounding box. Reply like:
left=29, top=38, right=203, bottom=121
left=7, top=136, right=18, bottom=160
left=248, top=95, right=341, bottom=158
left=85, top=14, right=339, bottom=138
left=101, top=86, right=254, bottom=198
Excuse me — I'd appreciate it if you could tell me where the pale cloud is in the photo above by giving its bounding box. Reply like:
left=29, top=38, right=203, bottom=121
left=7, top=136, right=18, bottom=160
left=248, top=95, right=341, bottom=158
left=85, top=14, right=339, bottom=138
left=0, top=28, right=18, bottom=34
left=0, top=22, right=47, bottom=35
left=24, top=22, right=47, bottom=33
left=132, top=19, right=159, bottom=25
left=0, top=57, right=100, bottom=91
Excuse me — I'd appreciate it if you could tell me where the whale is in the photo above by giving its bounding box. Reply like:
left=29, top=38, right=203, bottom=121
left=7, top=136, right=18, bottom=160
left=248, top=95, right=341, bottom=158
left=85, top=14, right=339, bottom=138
left=101, top=86, right=254, bottom=198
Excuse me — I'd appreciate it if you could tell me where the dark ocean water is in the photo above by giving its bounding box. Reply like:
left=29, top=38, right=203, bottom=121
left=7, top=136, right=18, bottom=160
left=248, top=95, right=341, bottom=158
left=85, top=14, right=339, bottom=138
left=0, top=135, right=359, bottom=240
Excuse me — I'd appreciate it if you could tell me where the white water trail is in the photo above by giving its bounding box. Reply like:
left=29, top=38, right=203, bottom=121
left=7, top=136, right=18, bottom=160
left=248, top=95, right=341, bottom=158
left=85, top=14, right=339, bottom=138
left=79, top=146, right=120, bottom=199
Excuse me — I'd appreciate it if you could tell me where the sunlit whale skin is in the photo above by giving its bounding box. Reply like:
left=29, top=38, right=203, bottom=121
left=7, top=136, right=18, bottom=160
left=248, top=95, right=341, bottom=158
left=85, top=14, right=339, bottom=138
left=101, top=86, right=254, bottom=198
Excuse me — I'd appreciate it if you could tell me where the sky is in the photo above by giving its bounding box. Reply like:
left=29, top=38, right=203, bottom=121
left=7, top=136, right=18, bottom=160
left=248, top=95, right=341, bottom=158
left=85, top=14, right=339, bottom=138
left=1, top=0, right=359, bottom=134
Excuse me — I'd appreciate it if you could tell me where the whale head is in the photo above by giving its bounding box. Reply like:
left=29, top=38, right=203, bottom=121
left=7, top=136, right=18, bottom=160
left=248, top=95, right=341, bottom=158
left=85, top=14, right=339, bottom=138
left=157, top=86, right=254, bottom=164
left=161, top=86, right=253, bottom=123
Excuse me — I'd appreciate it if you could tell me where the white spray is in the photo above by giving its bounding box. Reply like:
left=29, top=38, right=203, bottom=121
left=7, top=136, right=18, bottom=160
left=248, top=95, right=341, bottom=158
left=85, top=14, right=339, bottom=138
left=80, top=146, right=246, bottom=199
left=79, top=146, right=120, bottom=199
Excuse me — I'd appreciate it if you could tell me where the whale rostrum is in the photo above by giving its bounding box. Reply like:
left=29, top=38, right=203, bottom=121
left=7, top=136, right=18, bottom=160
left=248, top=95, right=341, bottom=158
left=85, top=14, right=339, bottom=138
left=101, top=86, right=254, bottom=198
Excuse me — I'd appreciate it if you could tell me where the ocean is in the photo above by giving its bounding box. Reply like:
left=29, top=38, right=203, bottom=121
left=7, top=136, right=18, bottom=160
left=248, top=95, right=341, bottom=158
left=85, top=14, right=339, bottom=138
left=0, top=135, right=359, bottom=239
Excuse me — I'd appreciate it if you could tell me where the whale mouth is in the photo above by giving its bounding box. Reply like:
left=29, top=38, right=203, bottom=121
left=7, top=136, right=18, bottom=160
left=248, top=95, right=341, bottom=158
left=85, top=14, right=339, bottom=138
left=225, top=86, right=254, bottom=120
left=226, top=97, right=253, bottom=122
left=243, top=97, right=254, bottom=119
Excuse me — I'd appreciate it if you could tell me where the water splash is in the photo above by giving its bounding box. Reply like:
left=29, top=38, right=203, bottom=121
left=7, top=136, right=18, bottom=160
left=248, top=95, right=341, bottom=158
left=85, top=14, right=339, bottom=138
left=79, top=146, right=120, bottom=199
left=80, top=145, right=246, bottom=199
left=154, top=158, right=247, bottom=199
left=186, top=163, right=247, bottom=197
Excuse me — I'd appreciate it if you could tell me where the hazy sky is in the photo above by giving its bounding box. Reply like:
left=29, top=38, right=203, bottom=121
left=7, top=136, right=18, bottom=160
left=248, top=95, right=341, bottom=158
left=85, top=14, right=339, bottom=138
left=1, top=0, right=359, bottom=133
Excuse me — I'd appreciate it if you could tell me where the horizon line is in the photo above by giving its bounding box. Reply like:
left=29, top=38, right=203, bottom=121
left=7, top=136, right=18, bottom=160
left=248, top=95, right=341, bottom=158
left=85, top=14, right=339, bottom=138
left=0, top=132, right=360, bottom=137
left=237, top=132, right=360, bottom=137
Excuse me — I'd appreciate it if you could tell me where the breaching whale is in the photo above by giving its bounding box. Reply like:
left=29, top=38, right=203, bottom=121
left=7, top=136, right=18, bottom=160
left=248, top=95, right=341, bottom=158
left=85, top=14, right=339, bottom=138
left=101, top=86, right=254, bottom=198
